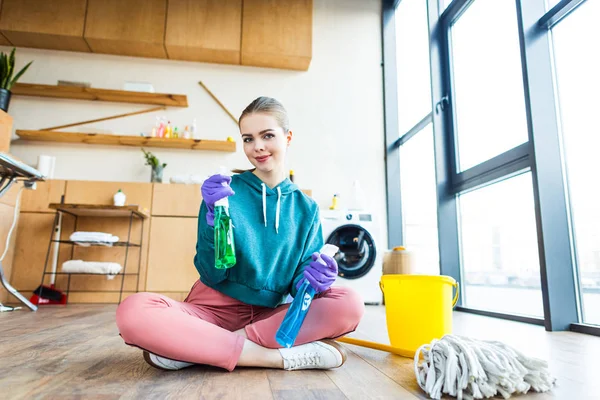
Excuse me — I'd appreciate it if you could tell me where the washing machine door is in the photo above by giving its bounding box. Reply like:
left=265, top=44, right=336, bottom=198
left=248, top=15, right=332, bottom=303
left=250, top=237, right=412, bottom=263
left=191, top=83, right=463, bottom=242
left=326, top=224, right=376, bottom=280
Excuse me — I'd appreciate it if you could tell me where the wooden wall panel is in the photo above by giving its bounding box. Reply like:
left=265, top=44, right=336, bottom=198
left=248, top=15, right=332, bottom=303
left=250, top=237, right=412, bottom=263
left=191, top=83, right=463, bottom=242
left=20, top=180, right=66, bottom=213
left=152, top=183, right=201, bottom=217
left=146, top=217, right=198, bottom=292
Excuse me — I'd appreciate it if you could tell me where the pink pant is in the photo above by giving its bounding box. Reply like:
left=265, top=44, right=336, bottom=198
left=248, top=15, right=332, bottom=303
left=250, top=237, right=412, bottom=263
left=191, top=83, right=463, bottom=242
left=116, top=280, right=364, bottom=371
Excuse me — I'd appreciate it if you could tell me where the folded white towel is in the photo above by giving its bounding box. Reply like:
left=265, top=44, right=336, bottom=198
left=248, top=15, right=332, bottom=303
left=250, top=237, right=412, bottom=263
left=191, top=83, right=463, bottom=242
left=62, top=260, right=123, bottom=280
left=70, top=231, right=119, bottom=243
left=169, top=174, right=205, bottom=185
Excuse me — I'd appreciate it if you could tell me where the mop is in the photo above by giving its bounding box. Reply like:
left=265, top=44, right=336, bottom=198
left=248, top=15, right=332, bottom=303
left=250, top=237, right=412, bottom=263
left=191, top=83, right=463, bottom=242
left=414, top=335, right=555, bottom=400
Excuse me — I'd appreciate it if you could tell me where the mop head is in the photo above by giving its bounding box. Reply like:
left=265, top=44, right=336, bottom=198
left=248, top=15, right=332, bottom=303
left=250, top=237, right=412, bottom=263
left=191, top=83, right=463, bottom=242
left=414, top=335, right=555, bottom=400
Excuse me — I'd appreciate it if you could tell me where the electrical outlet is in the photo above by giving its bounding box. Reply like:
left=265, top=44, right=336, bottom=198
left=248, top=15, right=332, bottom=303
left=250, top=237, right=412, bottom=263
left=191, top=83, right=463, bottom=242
left=24, top=180, right=37, bottom=190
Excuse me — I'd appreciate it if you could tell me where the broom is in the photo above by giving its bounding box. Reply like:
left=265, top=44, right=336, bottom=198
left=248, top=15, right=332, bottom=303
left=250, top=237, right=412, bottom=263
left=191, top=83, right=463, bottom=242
left=414, top=335, right=556, bottom=400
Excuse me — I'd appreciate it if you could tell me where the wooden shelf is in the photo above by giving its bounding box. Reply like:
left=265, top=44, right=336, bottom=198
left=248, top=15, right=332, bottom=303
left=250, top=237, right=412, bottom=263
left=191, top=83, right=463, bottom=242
left=49, top=203, right=150, bottom=219
left=15, top=130, right=236, bottom=152
left=11, top=83, right=188, bottom=107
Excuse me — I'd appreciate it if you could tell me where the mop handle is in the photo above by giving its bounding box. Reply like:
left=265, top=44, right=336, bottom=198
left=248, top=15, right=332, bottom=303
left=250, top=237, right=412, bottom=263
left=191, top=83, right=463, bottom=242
left=336, top=336, right=415, bottom=358
left=50, top=213, right=62, bottom=286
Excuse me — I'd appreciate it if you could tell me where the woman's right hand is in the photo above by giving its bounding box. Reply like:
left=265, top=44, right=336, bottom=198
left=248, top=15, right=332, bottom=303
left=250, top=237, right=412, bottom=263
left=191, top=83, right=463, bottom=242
left=201, top=174, right=235, bottom=226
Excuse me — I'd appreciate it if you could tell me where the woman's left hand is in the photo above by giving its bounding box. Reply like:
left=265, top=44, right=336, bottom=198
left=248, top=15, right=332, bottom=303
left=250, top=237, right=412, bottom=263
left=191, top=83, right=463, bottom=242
left=300, top=252, right=338, bottom=293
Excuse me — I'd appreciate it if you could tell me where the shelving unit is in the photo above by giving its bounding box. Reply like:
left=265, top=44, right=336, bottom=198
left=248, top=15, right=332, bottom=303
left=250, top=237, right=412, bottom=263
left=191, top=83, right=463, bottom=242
left=12, top=83, right=188, bottom=107
left=36, top=203, right=149, bottom=305
left=11, top=83, right=237, bottom=151
left=15, top=130, right=236, bottom=152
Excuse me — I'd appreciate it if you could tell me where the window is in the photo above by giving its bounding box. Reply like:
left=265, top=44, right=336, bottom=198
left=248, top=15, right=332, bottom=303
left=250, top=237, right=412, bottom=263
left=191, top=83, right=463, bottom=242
left=396, top=0, right=432, bottom=134
left=450, top=0, right=528, bottom=171
left=458, top=172, right=543, bottom=317
left=440, top=0, right=455, bottom=13
left=546, top=0, right=562, bottom=10
left=399, top=124, right=440, bottom=274
left=552, top=0, right=600, bottom=325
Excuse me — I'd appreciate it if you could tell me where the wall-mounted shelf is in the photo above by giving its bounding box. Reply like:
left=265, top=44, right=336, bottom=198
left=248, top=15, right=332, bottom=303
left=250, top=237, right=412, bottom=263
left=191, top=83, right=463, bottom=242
left=11, top=83, right=188, bottom=107
left=15, top=130, right=236, bottom=152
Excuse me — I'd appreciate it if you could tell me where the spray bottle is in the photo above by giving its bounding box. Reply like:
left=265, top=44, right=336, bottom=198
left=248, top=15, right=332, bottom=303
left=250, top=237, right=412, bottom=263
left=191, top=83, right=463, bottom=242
left=275, top=244, right=339, bottom=348
left=214, top=167, right=236, bottom=269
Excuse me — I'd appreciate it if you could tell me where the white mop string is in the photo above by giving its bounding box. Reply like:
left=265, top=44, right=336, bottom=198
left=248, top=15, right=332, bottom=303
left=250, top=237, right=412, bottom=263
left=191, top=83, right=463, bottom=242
left=414, top=334, right=555, bottom=400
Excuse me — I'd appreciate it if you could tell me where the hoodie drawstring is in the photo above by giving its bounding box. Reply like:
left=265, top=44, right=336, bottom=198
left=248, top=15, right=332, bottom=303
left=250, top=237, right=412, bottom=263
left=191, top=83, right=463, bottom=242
left=275, top=187, right=281, bottom=234
left=261, top=183, right=282, bottom=234
left=261, top=183, right=267, bottom=227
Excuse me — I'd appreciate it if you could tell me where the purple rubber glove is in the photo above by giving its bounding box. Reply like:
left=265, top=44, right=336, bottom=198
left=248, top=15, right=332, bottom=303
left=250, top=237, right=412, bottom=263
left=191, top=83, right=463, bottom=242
left=201, top=174, right=235, bottom=226
left=297, top=252, right=338, bottom=293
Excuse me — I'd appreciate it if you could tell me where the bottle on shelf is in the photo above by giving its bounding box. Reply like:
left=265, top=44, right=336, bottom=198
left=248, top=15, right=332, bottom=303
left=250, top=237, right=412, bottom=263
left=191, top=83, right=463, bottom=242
left=113, top=189, right=126, bottom=206
left=191, top=118, right=198, bottom=139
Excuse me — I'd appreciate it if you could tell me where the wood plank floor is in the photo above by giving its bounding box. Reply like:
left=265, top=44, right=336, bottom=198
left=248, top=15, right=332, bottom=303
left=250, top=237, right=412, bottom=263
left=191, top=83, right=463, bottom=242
left=1, top=304, right=598, bottom=399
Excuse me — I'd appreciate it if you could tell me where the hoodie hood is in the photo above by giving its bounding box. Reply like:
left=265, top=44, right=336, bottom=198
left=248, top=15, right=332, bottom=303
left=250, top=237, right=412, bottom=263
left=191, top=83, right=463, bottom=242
left=236, top=171, right=299, bottom=233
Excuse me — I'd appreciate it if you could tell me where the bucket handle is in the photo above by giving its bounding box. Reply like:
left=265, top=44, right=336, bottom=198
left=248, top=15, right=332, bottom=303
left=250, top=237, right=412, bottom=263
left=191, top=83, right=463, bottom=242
left=452, top=281, right=459, bottom=308
left=379, top=279, right=460, bottom=307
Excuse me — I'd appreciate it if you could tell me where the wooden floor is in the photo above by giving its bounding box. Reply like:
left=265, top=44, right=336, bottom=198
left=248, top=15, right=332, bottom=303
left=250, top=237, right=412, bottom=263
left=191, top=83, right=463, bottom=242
left=1, top=304, right=599, bottom=399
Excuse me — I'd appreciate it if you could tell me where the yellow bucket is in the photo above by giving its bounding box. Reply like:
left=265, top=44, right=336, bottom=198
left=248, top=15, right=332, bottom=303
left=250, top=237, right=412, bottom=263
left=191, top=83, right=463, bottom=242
left=380, top=274, right=459, bottom=354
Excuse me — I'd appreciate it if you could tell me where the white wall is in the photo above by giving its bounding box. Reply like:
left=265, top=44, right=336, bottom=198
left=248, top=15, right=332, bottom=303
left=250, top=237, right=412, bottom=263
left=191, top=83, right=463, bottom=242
left=3, top=0, right=386, bottom=240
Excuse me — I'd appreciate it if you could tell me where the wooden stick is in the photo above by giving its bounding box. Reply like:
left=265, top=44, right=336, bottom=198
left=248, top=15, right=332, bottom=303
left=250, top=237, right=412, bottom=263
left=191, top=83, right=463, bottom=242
left=41, top=106, right=166, bottom=131
left=198, top=81, right=238, bottom=125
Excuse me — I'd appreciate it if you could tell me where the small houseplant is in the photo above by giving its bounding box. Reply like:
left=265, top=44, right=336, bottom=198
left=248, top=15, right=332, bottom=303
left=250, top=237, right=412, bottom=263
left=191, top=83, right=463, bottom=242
left=142, top=148, right=167, bottom=183
left=0, top=48, right=33, bottom=112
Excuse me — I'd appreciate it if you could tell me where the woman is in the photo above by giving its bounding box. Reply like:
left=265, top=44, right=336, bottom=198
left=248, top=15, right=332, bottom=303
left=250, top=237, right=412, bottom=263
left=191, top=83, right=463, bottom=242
left=116, top=97, right=364, bottom=372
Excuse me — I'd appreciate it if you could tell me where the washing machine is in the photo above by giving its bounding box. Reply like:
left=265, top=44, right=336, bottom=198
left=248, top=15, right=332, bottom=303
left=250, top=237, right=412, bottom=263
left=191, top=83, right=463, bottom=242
left=320, top=209, right=383, bottom=305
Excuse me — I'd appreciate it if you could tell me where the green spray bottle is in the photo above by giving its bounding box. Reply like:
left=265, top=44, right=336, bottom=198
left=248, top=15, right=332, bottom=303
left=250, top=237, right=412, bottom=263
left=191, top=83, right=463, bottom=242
left=214, top=167, right=236, bottom=269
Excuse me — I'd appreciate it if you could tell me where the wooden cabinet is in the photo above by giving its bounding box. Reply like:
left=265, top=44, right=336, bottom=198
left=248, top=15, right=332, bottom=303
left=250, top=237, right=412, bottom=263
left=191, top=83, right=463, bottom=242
left=152, top=183, right=201, bottom=217
left=0, top=0, right=90, bottom=52
left=165, top=0, right=242, bottom=65
left=241, top=0, right=313, bottom=71
left=146, top=217, right=198, bottom=292
left=0, top=0, right=312, bottom=71
left=84, top=0, right=168, bottom=59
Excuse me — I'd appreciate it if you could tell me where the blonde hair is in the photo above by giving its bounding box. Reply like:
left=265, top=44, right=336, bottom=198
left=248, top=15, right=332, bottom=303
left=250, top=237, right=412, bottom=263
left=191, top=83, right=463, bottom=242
left=233, top=97, right=290, bottom=174
left=239, top=96, right=289, bottom=133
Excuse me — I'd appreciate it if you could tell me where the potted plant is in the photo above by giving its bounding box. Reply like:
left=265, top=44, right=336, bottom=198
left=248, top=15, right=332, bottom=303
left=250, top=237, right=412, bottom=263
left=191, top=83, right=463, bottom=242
left=0, top=48, right=33, bottom=112
left=142, top=148, right=167, bottom=183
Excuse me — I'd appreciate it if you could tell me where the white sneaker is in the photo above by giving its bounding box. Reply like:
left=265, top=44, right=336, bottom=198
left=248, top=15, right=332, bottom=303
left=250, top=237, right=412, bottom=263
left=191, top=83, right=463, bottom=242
left=278, top=340, right=347, bottom=371
left=143, top=351, right=194, bottom=371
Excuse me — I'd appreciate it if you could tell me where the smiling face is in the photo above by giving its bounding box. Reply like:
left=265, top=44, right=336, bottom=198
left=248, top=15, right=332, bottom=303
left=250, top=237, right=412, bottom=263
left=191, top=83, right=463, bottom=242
left=240, top=112, right=292, bottom=175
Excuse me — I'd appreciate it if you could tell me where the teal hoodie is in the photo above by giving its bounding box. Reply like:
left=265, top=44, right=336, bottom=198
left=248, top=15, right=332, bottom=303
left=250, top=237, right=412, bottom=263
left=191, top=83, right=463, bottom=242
left=194, top=171, right=324, bottom=308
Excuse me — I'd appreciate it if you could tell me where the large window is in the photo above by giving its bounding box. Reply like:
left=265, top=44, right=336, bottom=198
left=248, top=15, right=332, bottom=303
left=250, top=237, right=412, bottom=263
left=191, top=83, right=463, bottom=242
left=458, top=173, right=543, bottom=316
left=552, top=0, right=600, bottom=325
left=384, top=0, right=600, bottom=334
left=450, top=0, right=528, bottom=171
left=399, top=125, right=440, bottom=275
left=394, top=0, right=439, bottom=273
left=396, top=0, right=432, bottom=134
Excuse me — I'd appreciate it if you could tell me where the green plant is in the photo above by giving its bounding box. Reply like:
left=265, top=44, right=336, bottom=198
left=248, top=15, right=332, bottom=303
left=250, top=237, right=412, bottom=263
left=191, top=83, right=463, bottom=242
left=0, top=48, right=33, bottom=90
left=142, top=148, right=167, bottom=169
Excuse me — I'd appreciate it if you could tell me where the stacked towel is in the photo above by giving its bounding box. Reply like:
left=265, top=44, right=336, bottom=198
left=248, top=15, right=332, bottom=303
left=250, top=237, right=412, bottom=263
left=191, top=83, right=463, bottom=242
left=62, top=260, right=123, bottom=280
left=169, top=174, right=205, bottom=184
left=70, top=231, right=119, bottom=246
